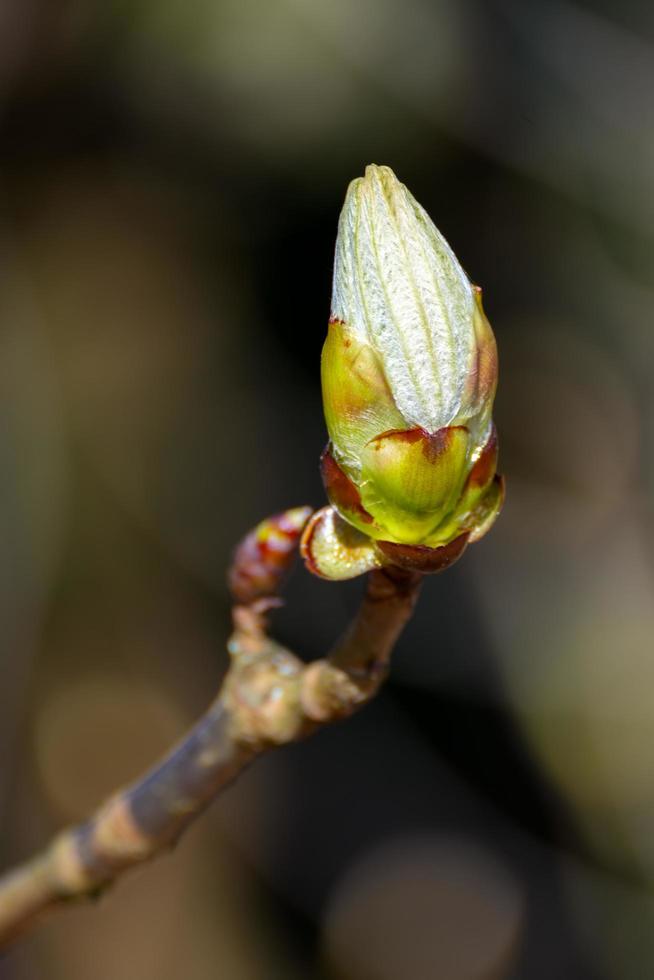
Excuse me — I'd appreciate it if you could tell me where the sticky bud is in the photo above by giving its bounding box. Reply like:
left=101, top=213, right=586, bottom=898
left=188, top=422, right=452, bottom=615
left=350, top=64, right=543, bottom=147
left=303, top=165, right=504, bottom=579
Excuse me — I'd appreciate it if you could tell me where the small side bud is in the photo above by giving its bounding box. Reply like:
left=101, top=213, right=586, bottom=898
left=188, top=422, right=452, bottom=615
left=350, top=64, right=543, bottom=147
left=230, top=506, right=313, bottom=603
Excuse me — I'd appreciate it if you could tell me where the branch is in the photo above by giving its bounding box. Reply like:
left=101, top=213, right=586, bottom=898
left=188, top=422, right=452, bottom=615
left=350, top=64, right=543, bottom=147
left=0, top=507, right=422, bottom=948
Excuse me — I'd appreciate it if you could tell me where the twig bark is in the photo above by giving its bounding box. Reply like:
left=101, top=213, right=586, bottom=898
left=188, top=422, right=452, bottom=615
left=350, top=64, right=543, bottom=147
left=0, top=508, right=422, bottom=948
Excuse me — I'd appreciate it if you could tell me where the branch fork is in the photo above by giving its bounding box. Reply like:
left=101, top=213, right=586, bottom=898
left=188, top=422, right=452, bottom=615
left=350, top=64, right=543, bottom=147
left=0, top=507, right=422, bottom=947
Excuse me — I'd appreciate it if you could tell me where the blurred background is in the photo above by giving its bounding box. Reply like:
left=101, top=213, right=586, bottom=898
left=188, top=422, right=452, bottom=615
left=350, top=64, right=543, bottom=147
left=1, top=0, right=653, bottom=976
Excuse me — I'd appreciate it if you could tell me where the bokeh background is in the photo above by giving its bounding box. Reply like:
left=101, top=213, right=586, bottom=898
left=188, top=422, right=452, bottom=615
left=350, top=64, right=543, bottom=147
left=1, top=0, right=653, bottom=977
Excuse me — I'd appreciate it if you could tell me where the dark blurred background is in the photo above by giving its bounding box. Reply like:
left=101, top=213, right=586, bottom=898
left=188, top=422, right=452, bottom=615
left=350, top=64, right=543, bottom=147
left=1, top=0, right=653, bottom=977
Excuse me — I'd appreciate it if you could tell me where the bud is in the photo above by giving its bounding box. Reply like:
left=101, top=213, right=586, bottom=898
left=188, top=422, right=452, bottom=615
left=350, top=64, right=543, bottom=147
left=303, top=165, right=504, bottom=578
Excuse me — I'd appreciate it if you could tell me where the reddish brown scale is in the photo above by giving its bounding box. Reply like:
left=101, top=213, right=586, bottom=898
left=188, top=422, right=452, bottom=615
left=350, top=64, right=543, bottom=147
left=368, top=425, right=467, bottom=464
left=468, top=333, right=497, bottom=407
left=480, top=340, right=498, bottom=388
left=320, top=447, right=374, bottom=525
left=370, top=427, right=425, bottom=447
left=467, top=347, right=480, bottom=399
left=376, top=532, right=470, bottom=574
left=465, top=426, right=498, bottom=491
left=228, top=507, right=313, bottom=604
left=420, top=426, right=467, bottom=464
left=299, top=514, right=323, bottom=579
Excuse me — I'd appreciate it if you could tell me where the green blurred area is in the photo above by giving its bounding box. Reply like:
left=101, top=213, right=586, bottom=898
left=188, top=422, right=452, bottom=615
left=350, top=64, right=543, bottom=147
left=1, top=1, right=654, bottom=977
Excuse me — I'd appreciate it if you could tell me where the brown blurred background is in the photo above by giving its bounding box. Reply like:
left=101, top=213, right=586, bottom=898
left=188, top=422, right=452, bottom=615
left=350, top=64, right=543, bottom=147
left=1, top=1, right=654, bottom=977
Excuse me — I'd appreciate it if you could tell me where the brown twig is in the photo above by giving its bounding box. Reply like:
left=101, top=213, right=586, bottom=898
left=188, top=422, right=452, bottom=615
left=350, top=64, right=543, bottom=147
left=0, top=508, right=422, bottom=948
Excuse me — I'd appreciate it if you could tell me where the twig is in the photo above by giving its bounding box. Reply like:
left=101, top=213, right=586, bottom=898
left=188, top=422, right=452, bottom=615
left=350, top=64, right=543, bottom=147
left=0, top=508, right=422, bottom=948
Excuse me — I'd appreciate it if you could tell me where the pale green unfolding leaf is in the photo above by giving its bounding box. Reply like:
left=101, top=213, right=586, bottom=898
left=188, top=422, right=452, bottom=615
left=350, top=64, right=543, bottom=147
left=331, top=164, right=480, bottom=433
